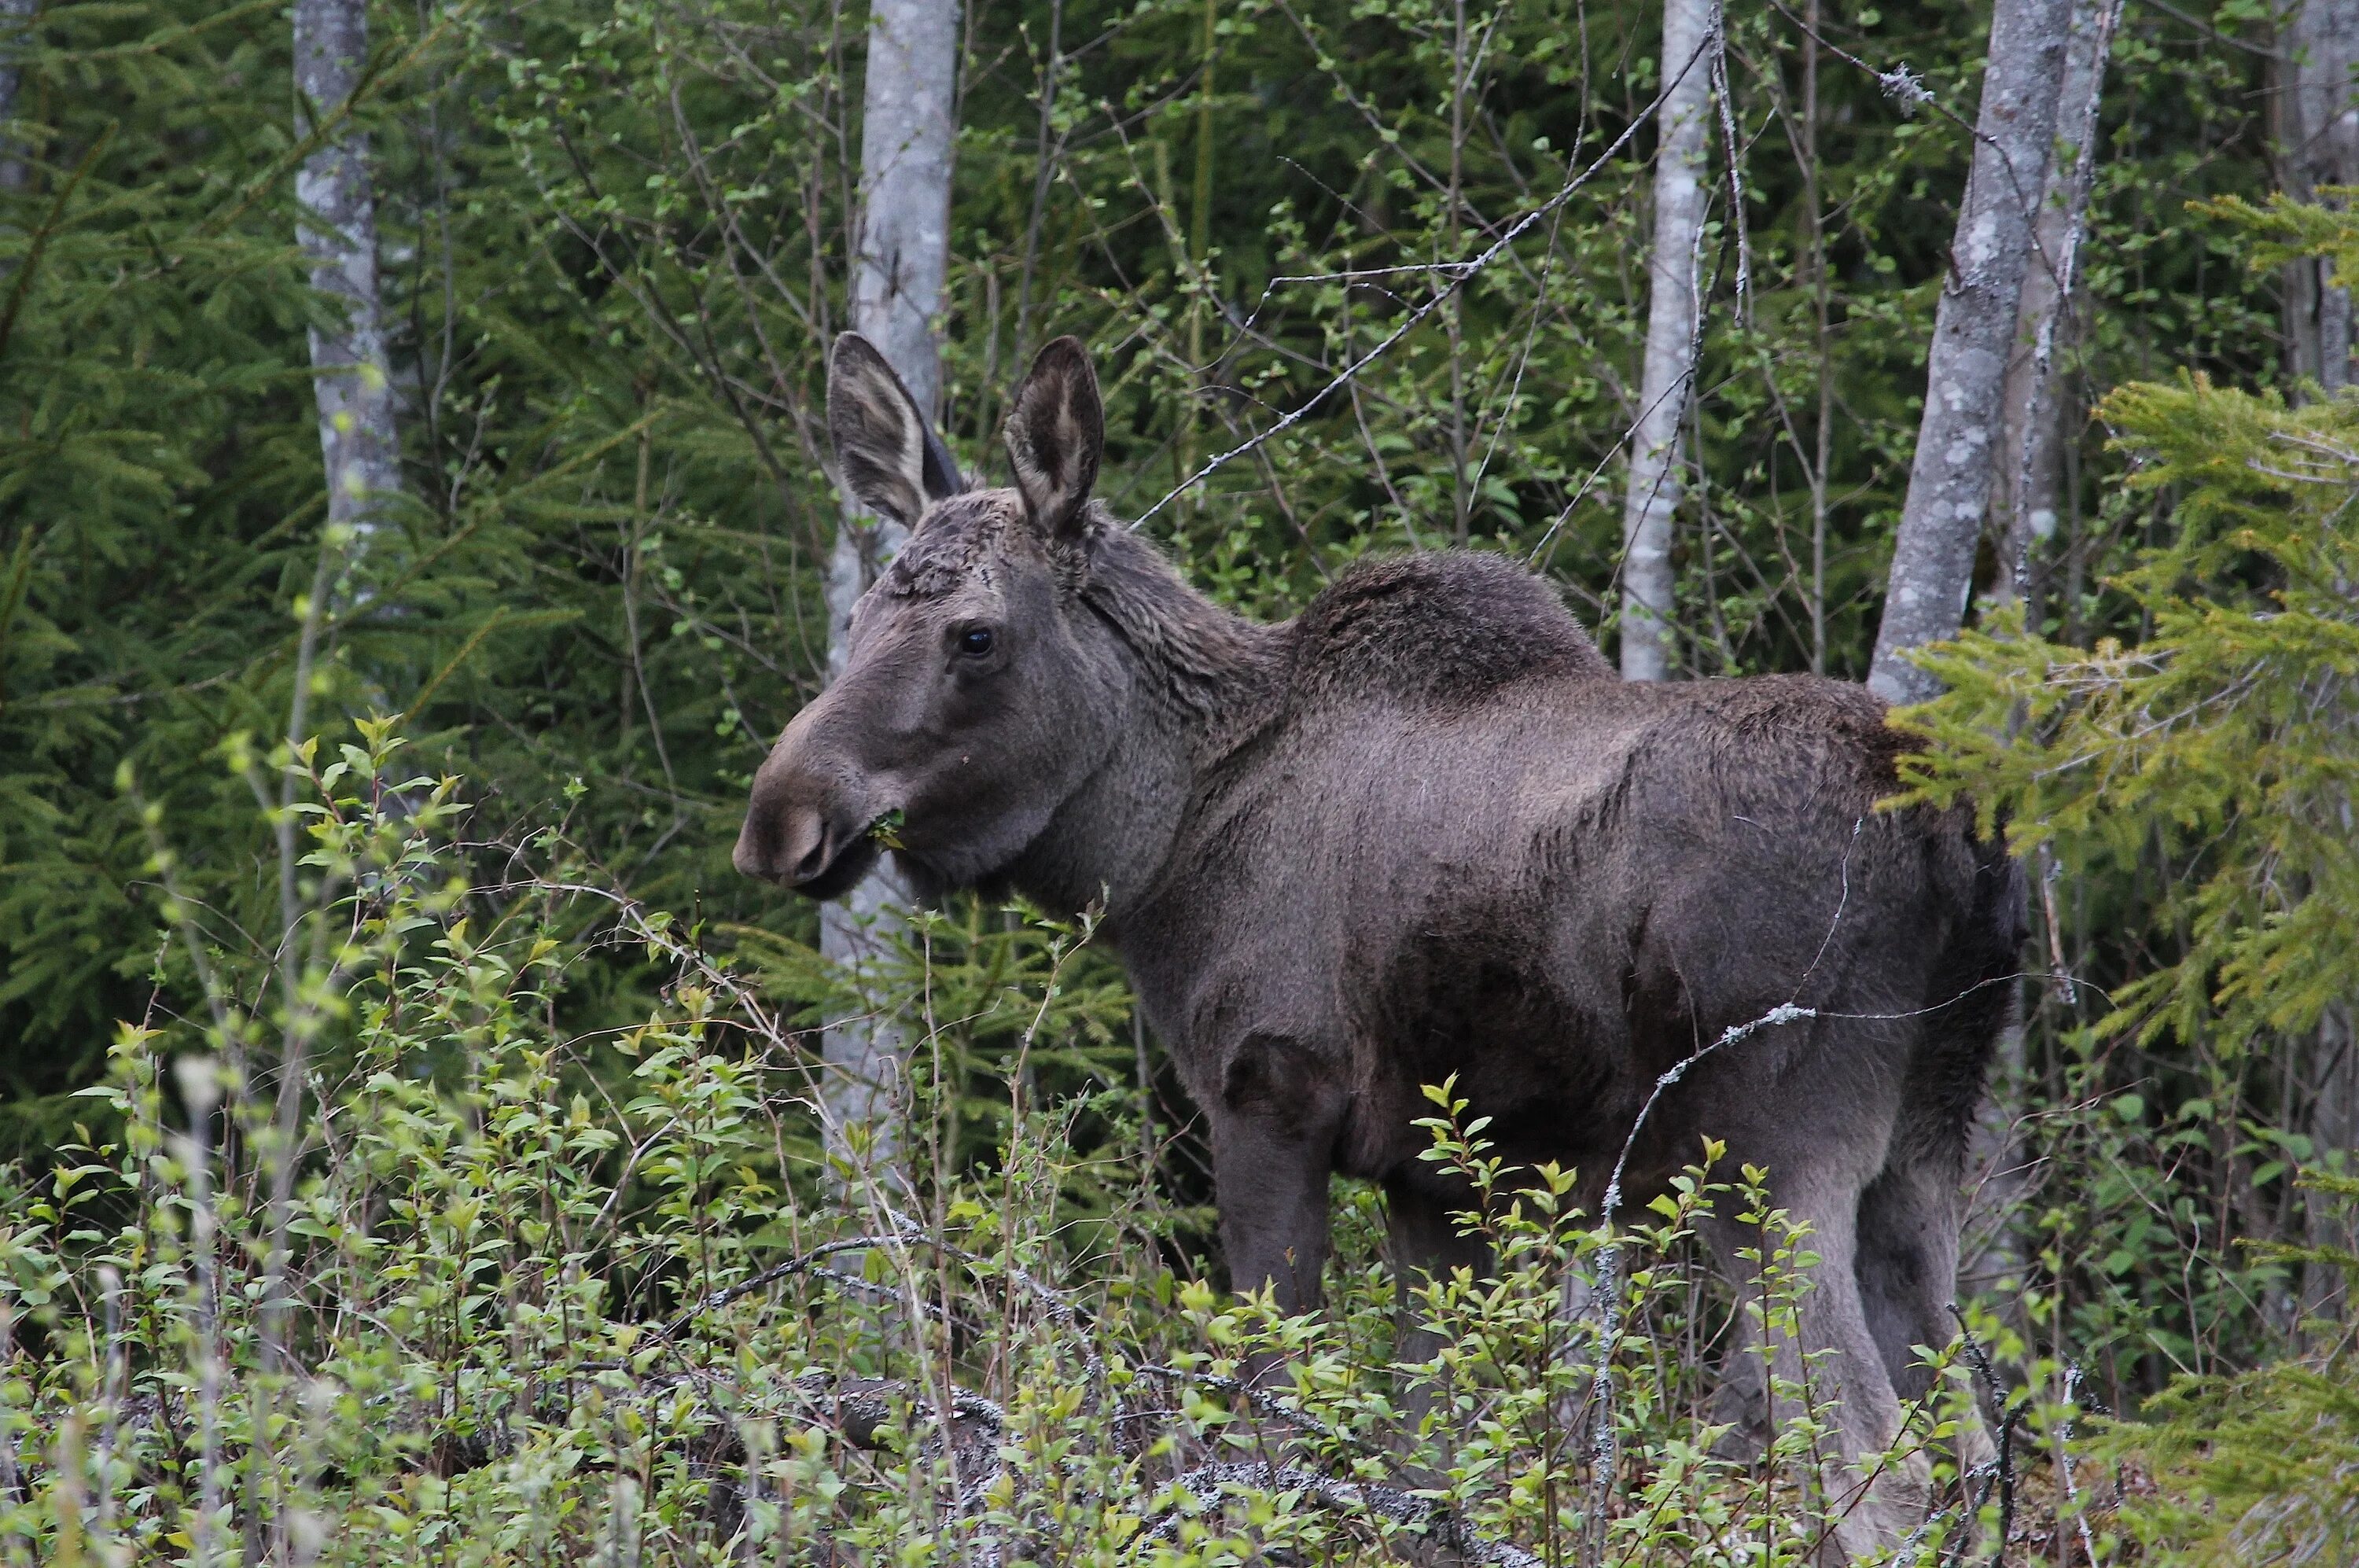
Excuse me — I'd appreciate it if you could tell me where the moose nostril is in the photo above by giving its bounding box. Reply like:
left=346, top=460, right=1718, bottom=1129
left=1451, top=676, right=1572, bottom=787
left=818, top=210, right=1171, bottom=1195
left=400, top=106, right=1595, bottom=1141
left=764, top=807, right=831, bottom=885
left=733, top=801, right=832, bottom=885
left=789, top=826, right=835, bottom=884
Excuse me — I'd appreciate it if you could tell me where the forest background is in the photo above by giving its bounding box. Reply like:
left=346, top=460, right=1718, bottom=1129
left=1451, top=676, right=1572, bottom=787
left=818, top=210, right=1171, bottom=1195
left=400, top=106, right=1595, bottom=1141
left=2, top=0, right=2357, bottom=1559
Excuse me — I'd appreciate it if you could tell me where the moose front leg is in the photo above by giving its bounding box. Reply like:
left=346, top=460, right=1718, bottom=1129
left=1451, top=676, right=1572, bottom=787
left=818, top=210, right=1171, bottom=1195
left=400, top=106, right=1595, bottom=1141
left=1210, top=1032, right=1346, bottom=1315
left=1212, top=1112, right=1336, bottom=1312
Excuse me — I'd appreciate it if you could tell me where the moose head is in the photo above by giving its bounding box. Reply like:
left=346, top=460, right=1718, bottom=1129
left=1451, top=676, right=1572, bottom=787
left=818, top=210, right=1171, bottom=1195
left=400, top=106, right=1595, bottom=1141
left=733, top=333, right=1182, bottom=911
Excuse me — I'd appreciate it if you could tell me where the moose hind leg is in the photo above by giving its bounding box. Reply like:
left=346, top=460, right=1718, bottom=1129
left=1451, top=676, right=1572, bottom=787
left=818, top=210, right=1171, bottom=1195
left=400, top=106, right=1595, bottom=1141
left=1703, top=1169, right=1928, bottom=1562
left=1854, top=1147, right=1964, bottom=1404
left=1857, top=1133, right=2000, bottom=1474
left=1707, top=1294, right=1771, bottom=1463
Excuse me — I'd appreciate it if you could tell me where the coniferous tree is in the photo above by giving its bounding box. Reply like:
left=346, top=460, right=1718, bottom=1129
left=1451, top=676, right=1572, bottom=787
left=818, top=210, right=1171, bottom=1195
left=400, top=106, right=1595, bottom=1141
left=1910, top=264, right=2359, bottom=1546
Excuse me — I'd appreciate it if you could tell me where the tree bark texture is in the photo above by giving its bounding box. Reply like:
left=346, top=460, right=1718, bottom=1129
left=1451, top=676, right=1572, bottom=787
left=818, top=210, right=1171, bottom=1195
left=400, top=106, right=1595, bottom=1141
left=2306, top=1003, right=2357, bottom=1342
left=1966, top=3, right=2118, bottom=1322
left=819, top=0, right=962, bottom=1182
left=2277, top=0, right=2359, bottom=391
left=2278, top=17, right=2359, bottom=1349
left=1867, top=0, right=2074, bottom=705
left=1992, top=0, right=2120, bottom=610
left=293, top=0, right=402, bottom=564
left=0, top=0, right=36, bottom=191
left=1616, top=0, right=1717, bottom=682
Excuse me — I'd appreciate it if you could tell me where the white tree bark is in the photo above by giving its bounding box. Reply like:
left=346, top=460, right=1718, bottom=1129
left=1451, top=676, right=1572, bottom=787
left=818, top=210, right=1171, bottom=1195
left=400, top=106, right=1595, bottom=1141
left=0, top=0, right=38, bottom=192
left=1617, top=0, right=1716, bottom=682
left=1962, top=2, right=2118, bottom=1336
left=2279, top=16, right=2359, bottom=1339
left=293, top=0, right=402, bottom=568
left=1867, top=0, right=2074, bottom=705
left=1992, top=0, right=2121, bottom=609
left=2306, top=1003, right=2357, bottom=1342
left=2279, top=0, right=2359, bottom=391
left=820, top=0, right=961, bottom=1185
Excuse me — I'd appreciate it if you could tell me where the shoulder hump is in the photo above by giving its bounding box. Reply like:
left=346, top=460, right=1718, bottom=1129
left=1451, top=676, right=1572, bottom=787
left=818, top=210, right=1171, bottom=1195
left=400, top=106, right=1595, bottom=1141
left=1291, top=550, right=1612, bottom=702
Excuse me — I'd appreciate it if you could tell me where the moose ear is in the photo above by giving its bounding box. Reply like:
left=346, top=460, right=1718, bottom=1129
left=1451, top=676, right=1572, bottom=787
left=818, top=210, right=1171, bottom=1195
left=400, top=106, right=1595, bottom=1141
left=828, top=333, right=963, bottom=526
left=1003, top=336, right=1102, bottom=540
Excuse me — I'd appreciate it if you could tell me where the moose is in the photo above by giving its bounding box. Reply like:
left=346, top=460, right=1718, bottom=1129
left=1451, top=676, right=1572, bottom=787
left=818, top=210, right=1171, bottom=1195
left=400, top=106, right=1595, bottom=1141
left=736, top=333, right=2026, bottom=1552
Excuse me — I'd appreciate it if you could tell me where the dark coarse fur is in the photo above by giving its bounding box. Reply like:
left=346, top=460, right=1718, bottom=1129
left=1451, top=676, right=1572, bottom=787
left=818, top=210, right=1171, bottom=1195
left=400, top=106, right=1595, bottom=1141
left=738, top=336, right=2029, bottom=1555
left=1291, top=550, right=1615, bottom=698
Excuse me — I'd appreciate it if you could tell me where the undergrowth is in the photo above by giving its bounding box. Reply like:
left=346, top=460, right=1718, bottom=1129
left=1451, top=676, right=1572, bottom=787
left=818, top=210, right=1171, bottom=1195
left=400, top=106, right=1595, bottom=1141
left=0, top=724, right=2079, bottom=1566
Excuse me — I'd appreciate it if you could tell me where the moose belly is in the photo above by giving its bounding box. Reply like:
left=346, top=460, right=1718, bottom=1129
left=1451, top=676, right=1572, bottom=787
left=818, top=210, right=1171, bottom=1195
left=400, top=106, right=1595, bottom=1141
left=1335, top=917, right=1647, bottom=1189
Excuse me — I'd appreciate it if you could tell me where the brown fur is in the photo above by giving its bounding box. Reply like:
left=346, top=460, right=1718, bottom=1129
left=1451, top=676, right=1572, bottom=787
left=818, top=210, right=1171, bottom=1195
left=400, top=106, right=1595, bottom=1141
left=738, top=337, right=2027, bottom=1554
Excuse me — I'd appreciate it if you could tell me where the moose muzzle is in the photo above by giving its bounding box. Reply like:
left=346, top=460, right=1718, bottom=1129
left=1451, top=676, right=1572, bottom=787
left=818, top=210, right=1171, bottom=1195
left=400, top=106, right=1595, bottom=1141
left=732, top=704, right=888, bottom=897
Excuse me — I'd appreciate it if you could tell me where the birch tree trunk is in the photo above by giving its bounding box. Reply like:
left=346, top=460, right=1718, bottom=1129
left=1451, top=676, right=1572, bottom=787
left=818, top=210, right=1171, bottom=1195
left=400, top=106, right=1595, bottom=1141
left=0, top=0, right=35, bottom=191
left=2277, top=0, right=2359, bottom=391
left=1616, top=0, right=1715, bottom=682
left=1991, top=0, right=2121, bottom=610
left=2307, top=1003, right=2358, bottom=1341
left=1962, top=0, right=2115, bottom=1307
left=1866, top=0, right=2074, bottom=705
left=2273, top=6, right=2359, bottom=1338
left=294, top=0, right=401, bottom=572
left=820, top=0, right=961, bottom=1187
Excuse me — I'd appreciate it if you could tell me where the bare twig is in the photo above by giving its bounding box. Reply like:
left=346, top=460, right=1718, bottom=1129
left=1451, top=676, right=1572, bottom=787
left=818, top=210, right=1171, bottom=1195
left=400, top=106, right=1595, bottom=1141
left=2058, top=1364, right=2100, bottom=1566
left=1581, top=1001, right=1820, bottom=1516
left=1949, top=1304, right=2019, bottom=1566
left=1129, top=24, right=1717, bottom=528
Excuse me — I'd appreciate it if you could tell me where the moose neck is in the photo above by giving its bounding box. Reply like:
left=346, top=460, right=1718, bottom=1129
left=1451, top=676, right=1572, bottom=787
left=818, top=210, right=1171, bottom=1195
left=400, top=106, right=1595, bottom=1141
left=1006, top=518, right=1286, bottom=924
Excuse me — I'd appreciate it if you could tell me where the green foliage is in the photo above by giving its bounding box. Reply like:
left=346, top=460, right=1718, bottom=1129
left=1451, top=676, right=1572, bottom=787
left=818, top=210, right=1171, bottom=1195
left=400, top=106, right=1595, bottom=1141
left=2192, top=189, right=2359, bottom=303
left=2096, top=1174, right=2359, bottom=1565
left=1907, top=369, right=2359, bottom=1056
left=0, top=0, right=2350, bottom=1555
left=732, top=901, right=1142, bottom=1191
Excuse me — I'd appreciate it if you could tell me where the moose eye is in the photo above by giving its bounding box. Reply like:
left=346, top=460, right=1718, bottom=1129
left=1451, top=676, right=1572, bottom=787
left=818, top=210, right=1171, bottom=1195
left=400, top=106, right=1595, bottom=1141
left=956, top=626, right=996, bottom=658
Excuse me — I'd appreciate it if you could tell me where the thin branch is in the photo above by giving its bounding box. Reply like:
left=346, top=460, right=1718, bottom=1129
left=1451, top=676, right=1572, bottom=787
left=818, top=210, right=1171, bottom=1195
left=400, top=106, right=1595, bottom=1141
left=1130, top=24, right=1718, bottom=528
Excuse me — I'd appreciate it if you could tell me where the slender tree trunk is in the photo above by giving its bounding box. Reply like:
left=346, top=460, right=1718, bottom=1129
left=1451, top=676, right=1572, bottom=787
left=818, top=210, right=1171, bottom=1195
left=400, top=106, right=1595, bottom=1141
left=821, top=0, right=961, bottom=1188
left=2277, top=0, right=2359, bottom=390
left=1993, top=0, right=2121, bottom=612
left=294, top=0, right=401, bottom=569
left=1968, top=0, right=2114, bottom=1309
left=1802, top=0, right=1831, bottom=677
left=0, top=0, right=35, bottom=192
left=282, top=0, right=400, bottom=1309
left=1617, top=0, right=1715, bottom=682
left=246, top=9, right=407, bottom=1555
left=1867, top=0, right=2074, bottom=705
left=276, top=0, right=401, bottom=1367
left=2306, top=1003, right=2357, bottom=1342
